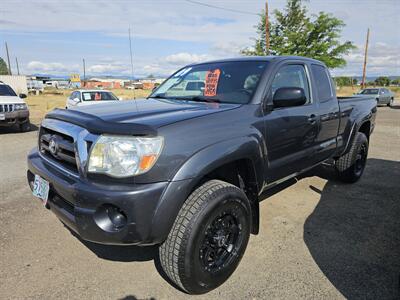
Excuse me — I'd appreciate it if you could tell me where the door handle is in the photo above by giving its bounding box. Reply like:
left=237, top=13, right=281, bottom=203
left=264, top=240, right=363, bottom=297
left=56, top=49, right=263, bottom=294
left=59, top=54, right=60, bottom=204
left=308, top=114, right=317, bottom=124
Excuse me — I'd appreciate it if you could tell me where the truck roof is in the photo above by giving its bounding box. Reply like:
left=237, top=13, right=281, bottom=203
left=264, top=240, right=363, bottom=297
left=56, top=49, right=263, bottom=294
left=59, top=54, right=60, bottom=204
left=188, top=55, right=326, bottom=66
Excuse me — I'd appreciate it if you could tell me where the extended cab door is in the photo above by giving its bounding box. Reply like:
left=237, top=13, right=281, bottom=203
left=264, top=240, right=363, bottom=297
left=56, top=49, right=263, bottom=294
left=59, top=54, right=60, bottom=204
left=309, top=64, right=340, bottom=162
left=262, top=62, right=320, bottom=183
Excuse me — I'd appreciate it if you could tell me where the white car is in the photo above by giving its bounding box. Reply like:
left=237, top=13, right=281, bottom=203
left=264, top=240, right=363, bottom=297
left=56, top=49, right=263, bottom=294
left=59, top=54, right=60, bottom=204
left=66, top=90, right=121, bottom=109
left=0, top=81, right=30, bottom=132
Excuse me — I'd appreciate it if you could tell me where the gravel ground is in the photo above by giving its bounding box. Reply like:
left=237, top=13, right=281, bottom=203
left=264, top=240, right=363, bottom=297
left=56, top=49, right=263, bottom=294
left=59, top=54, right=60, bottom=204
left=0, top=104, right=399, bottom=299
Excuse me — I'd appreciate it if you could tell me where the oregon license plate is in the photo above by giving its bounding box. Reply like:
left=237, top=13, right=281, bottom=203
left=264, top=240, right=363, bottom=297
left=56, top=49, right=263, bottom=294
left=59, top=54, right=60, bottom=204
left=0, top=113, right=5, bottom=120
left=32, top=175, right=50, bottom=205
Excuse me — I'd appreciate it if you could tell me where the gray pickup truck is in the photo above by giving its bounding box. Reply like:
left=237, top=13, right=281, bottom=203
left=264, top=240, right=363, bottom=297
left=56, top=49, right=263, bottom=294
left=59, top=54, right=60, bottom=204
left=27, top=56, right=377, bottom=294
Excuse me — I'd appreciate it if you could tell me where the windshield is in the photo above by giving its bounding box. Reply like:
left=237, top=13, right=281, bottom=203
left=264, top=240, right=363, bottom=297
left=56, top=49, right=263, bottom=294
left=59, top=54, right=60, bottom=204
left=0, top=85, right=17, bottom=96
left=82, top=91, right=118, bottom=101
left=360, top=89, right=379, bottom=95
left=150, top=61, right=268, bottom=104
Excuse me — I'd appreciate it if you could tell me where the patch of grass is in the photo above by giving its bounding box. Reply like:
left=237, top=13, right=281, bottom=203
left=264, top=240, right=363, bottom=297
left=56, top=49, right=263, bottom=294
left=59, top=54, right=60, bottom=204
left=26, top=88, right=151, bottom=124
left=336, top=86, right=400, bottom=98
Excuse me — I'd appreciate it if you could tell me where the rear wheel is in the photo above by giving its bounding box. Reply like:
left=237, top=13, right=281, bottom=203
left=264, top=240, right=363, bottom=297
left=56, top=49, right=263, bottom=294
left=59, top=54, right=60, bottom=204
left=335, top=132, right=369, bottom=183
left=159, top=180, right=251, bottom=294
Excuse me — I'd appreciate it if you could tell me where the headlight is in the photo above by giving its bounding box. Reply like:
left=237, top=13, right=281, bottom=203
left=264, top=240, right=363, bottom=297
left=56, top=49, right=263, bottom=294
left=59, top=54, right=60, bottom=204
left=88, top=135, right=163, bottom=178
left=14, top=103, right=27, bottom=110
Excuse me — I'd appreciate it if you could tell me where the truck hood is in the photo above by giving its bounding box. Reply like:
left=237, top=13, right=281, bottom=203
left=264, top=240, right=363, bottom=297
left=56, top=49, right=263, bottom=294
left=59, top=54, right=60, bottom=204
left=72, top=98, right=240, bottom=127
left=0, top=95, right=25, bottom=104
left=47, top=98, right=241, bottom=135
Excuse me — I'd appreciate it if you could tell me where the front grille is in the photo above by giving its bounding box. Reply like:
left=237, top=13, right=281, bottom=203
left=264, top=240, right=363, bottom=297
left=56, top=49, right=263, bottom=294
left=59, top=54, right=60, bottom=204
left=0, top=104, right=14, bottom=113
left=39, top=126, right=78, bottom=174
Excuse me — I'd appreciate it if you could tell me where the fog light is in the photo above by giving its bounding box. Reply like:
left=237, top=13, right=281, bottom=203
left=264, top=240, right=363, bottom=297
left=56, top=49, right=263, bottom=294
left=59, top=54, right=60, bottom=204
left=94, top=204, right=128, bottom=232
left=107, top=207, right=127, bottom=228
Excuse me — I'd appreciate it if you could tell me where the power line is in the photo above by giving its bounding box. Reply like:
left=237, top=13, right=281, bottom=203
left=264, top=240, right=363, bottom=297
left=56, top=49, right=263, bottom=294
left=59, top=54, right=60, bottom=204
left=185, top=0, right=259, bottom=16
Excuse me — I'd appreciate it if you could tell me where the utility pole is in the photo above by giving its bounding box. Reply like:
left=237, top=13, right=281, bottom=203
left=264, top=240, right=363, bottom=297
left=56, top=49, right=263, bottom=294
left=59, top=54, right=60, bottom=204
left=15, top=57, right=20, bottom=75
left=82, top=58, right=86, bottom=87
left=361, top=28, right=370, bottom=89
left=5, top=42, right=12, bottom=75
left=265, top=1, right=270, bottom=55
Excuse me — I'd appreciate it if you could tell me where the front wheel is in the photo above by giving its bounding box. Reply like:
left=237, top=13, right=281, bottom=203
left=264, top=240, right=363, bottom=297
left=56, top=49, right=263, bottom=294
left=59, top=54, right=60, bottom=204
left=159, top=180, right=251, bottom=294
left=19, top=120, right=31, bottom=132
left=335, top=132, right=369, bottom=183
left=388, top=98, right=394, bottom=107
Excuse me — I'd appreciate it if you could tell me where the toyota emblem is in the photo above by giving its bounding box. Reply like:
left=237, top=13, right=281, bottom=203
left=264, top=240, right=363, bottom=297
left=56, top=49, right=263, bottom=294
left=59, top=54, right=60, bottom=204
left=49, top=137, right=58, bottom=156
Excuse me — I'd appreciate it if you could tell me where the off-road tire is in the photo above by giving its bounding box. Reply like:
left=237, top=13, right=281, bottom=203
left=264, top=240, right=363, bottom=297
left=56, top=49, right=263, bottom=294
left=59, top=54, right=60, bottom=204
left=335, top=132, right=368, bottom=183
left=19, top=120, right=31, bottom=132
left=159, top=180, right=251, bottom=294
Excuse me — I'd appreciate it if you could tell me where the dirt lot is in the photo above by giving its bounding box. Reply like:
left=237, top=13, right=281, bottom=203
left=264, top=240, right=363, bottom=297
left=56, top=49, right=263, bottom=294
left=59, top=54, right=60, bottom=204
left=0, top=103, right=399, bottom=299
left=26, top=88, right=151, bottom=124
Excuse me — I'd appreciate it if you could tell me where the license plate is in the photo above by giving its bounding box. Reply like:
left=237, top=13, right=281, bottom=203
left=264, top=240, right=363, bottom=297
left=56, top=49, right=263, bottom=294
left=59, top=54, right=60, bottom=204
left=0, top=113, right=5, bottom=120
left=32, top=175, right=50, bottom=205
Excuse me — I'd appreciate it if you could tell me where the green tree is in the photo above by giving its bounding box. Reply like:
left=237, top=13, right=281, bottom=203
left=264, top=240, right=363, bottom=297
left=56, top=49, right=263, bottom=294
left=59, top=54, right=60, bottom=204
left=374, top=76, right=390, bottom=86
left=334, top=76, right=357, bottom=87
left=390, top=78, right=399, bottom=86
left=241, top=0, right=356, bottom=68
left=0, top=57, right=9, bottom=75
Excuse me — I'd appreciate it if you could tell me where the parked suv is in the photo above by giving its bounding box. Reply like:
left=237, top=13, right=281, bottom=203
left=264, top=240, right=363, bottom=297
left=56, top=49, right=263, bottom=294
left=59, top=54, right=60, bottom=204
left=0, top=82, right=30, bottom=132
left=28, top=56, right=376, bottom=294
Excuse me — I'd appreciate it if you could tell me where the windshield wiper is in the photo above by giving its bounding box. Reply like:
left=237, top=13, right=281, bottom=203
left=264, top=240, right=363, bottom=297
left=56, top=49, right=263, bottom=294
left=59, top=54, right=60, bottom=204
left=175, top=96, right=221, bottom=103
left=148, top=94, right=168, bottom=99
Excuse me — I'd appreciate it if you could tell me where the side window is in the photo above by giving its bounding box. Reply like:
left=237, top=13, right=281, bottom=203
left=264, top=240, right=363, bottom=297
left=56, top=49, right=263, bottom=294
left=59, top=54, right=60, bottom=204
left=311, top=64, right=333, bottom=102
left=271, top=64, right=311, bottom=103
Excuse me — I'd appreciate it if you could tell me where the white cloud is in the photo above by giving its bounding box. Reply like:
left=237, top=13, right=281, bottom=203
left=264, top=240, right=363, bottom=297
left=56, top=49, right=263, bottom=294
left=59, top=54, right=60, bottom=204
left=165, top=53, right=213, bottom=65
left=333, top=42, right=400, bottom=76
left=26, top=61, right=79, bottom=73
left=87, top=64, right=130, bottom=74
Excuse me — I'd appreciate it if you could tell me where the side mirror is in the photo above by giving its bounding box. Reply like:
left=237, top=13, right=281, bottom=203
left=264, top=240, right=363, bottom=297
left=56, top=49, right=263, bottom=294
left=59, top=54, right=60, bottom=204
left=19, top=93, right=27, bottom=99
left=119, top=97, right=124, bottom=100
left=273, top=87, right=307, bottom=108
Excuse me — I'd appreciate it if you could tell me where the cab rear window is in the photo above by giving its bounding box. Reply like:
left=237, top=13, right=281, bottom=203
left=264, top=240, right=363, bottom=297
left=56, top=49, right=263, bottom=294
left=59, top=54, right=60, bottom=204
left=311, top=65, right=333, bottom=102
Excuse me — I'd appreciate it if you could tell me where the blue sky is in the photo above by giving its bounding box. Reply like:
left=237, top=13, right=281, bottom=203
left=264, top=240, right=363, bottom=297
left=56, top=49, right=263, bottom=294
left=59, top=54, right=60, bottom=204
left=0, top=0, right=399, bottom=77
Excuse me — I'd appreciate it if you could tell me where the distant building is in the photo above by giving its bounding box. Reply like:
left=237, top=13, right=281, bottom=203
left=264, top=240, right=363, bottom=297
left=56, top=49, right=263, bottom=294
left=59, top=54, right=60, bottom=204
left=139, top=78, right=165, bottom=90
left=83, top=78, right=129, bottom=89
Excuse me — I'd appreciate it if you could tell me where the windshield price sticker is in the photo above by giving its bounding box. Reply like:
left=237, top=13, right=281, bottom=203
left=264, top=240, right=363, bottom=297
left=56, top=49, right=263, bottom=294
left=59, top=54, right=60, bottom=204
left=204, top=69, right=221, bottom=97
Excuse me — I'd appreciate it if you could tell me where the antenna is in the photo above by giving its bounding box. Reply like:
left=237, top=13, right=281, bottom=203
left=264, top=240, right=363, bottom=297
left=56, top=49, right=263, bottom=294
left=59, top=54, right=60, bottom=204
left=82, top=58, right=86, bottom=88
left=128, top=27, right=137, bottom=102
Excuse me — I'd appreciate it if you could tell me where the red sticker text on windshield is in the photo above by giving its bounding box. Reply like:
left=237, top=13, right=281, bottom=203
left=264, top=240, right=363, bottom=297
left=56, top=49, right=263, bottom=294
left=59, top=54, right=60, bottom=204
left=204, top=69, right=221, bottom=97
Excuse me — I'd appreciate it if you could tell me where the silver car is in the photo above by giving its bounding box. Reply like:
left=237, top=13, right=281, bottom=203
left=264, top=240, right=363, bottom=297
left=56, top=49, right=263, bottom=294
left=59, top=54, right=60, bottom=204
left=357, top=88, right=395, bottom=107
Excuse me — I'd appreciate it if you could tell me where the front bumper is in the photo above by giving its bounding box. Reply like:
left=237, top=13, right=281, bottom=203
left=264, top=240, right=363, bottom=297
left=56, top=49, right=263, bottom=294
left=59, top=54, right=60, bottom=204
left=0, top=109, right=29, bottom=126
left=27, top=148, right=172, bottom=245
